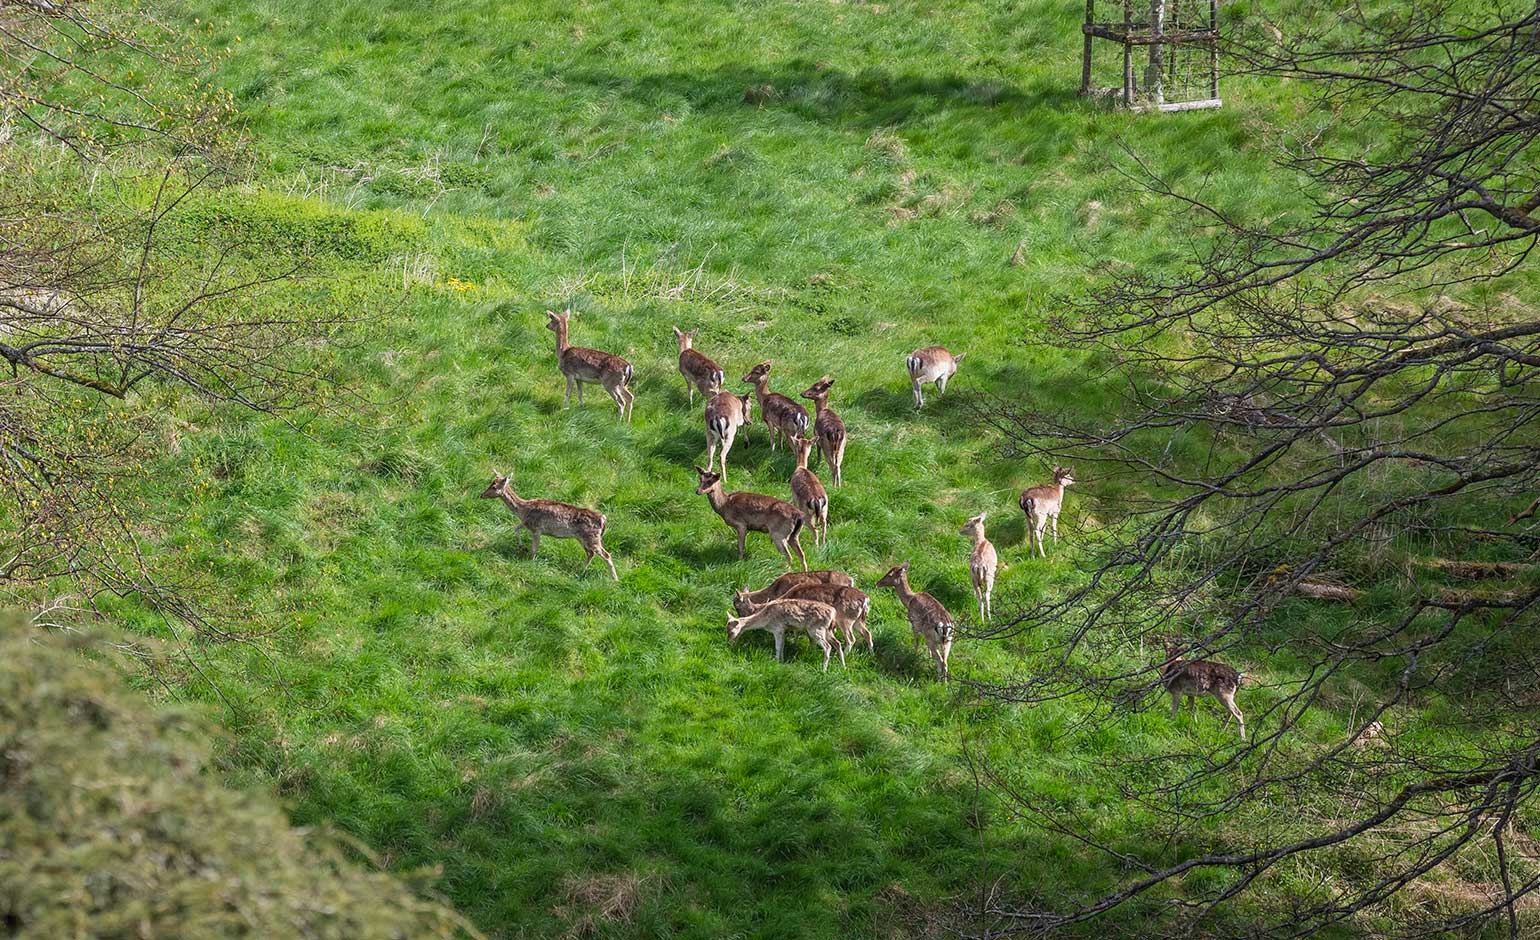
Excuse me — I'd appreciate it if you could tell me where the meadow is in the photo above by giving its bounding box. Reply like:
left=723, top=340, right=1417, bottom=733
left=91, top=0, right=1504, bottom=935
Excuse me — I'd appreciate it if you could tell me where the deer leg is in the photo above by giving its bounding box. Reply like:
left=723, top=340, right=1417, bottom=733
left=1051, top=513, right=1059, bottom=546
left=832, top=439, right=845, bottom=486
left=686, top=380, right=694, bottom=404
left=937, top=374, right=950, bottom=397
left=788, top=530, right=808, bottom=571
left=719, top=432, right=734, bottom=482
left=820, top=635, right=831, bottom=673
left=774, top=629, right=785, bottom=662
left=622, top=385, right=635, bottom=423
left=706, top=434, right=719, bottom=477
left=736, top=526, right=747, bottom=560
left=1170, top=689, right=1181, bottom=718
left=941, top=639, right=952, bottom=680
left=911, top=377, right=923, bottom=410
left=1035, top=520, right=1049, bottom=557
left=819, top=505, right=829, bottom=547
left=835, top=632, right=846, bottom=670
left=564, top=376, right=575, bottom=407
left=1220, top=691, right=1245, bottom=739
left=1191, top=696, right=1198, bottom=720
left=858, top=615, right=874, bottom=654
left=529, top=531, right=541, bottom=557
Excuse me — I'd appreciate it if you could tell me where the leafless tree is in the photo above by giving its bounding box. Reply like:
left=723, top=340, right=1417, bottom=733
left=2, top=2, right=351, bottom=632
left=968, top=3, right=1540, bottom=936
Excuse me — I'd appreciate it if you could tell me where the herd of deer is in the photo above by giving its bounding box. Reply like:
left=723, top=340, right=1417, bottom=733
left=477, top=309, right=1246, bottom=736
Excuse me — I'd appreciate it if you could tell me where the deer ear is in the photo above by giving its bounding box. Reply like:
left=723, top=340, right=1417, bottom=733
left=672, top=326, right=682, bottom=337
left=694, top=465, right=709, bottom=475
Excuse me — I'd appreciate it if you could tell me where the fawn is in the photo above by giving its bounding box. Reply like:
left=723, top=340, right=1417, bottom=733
left=479, top=473, right=618, bottom=580
left=704, top=390, right=753, bottom=483
left=733, top=570, right=854, bottom=610
left=960, top=512, right=1001, bottom=622
left=906, top=346, right=964, bottom=411
left=1161, top=641, right=1246, bottom=739
left=1019, top=466, right=1075, bottom=557
left=800, top=376, right=847, bottom=486
left=789, top=435, right=829, bottom=548
left=726, top=598, right=846, bottom=672
left=876, top=562, right=955, bottom=680
left=546, top=309, right=635, bottom=422
left=672, top=326, right=724, bottom=404
left=742, top=361, right=809, bottom=451
left=694, top=466, right=808, bottom=570
left=740, top=582, right=873, bottom=655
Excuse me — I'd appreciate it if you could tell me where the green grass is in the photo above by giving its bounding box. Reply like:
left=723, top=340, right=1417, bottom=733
left=89, top=0, right=1536, bottom=936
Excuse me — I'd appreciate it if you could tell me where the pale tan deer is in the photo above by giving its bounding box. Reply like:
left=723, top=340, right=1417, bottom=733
left=694, top=466, right=808, bottom=570
left=726, top=598, right=845, bottom=672
left=960, top=512, right=1002, bottom=622
left=737, top=583, right=873, bottom=655
left=906, top=346, right=964, bottom=411
left=1161, top=641, right=1246, bottom=739
left=876, top=562, right=955, bottom=680
left=546, top=309, right=635, bottom=422
left=733, top=570, right=855, bottom=610
left=479, top=473, right=618, bottom=580
left=742, top=361, right=809, bottom=451
left=704, top=390, right=753, bottom=483
left=672, top=326, right=725, bottom=404
left=1019, top=466, right=1075, bottom=557
left=800, top=376, right=847, bottom=486
left=789, top=435, right=829, bottom=548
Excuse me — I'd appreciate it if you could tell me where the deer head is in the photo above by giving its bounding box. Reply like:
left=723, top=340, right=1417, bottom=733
left=671, top=326, right=696, bottom=351
left=792, top=434, right=816, bottom=468
left=739, top=392, right=754, bottom=424
left=800, top=376, right=834, bottom=402
left=741, top=360, right=772, bottom=385
left=732, top=589, right=757, bottom=617
left=726, top=616, right=747, bottom=642
left=1054, top=466, right=1076, bottom=486
left=959, top=512, right=987, bottom=538
left=479, top=473, right=511, bottom=499
left=876, top=562, right=911, bottom=589
left=694, top=465, right=723, bottom=495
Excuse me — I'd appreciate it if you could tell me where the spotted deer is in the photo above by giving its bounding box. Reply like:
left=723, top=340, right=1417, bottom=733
left=906, top=346, right=965, bottom=411
left=738, top=583, right=873, bottom=655
left=704, top=390, right=753, bottom=483
left=789, top=435, right=829, bottom=548
left=800, top=376, right=847, bottom=486
left=876, top=562, right=955, bottom=680
left=1019, top=466, right=1075, bottom=557
left=546, top=309, right=635, bottom=422
left=960, top=512, right=1002, bottom=622
left=732, top=570, right=855, bottom=610
left=726, top=598, right=845, bottom=672
left=694, top=466, right=808, bottom=570
left=1161, top=641, right=1246, bottom=739
left=479, top=473, right=618, bottom=580
left=672, top=327, right=725, bottom=404
left=742, top=361, right=809, bottom=451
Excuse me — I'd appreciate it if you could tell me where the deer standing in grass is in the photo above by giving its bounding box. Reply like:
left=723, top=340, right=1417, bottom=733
left=726, top=598, right=845, bottom=672
left=479, top=473, right=617, bottom=580
left=789, top=435, right=829, bottom=548
left=1019, top=466, right=1075, bottom=557
left=704, top=390, right=753, bottom=483
left=733, top=570, right=854, bottom=609
left=800, top=376, right=847, bottom=486
left=672, top=327, right=724, bottom=404
left=906, top=346, right=964, bottom=411
left=546, top=309, right=635, bottom=422
left=694, top=466, right=808, bottom=570
left=960, top=512, right=1001, bottom=622
left=1161, top=641, right=1246, bottom=739
left=739, top=583, right=873, bottom=655
left=742, top=361, right=809, bottom=452
left=876, top=562, right=955, bottom=680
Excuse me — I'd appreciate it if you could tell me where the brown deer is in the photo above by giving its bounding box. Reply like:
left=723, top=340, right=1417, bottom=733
left=672, top=326, right=724, bottom=404
left=1161, top=641, right=1246, bottom=739
left=1019, top=466, right=1075, bottom=557
left=876, top=562, right=955, bottom=680
left=704, top=390, right=753, bottom=483
left=733, top=570, right=855, bottom=610
left=737, top=583, right=873, bottom=655
left=906, top=346, right=964, bottom=411
left=694, top=466, right=808, bottom=570
left=800, top=375, right=847, bottom=485
left=742, top=361, right=809, bottom=451
left=789, top=435, right=829, bottom=548
left=546, top=309, right=635, bottom=422
left=960, top=512, right=1002, bottom=622
left=479, top=473, right=618, bottom=580
left=726, top=598, right=845, bottom=672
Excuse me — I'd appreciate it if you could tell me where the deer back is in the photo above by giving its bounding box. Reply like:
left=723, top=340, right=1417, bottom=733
left=789, top=467, right=826, bottom=510
left=680, top=347, right=724, bottom=390
left=1019, top=482, right=1063, bottom=516
left=904, top=590, right=954, bottom=636
left=740, top=570, right=854, bottom=607
left=704, top=390, right=749, bottom=436
left=969, top=537, right=997, bottom=575
left=907, top=346, right=954, bottom=381
left=814, top=407, right=845, bottom=446
left=719, top=490, right=802, bottom=534
left=781, top=583, right=868, bottom=620
left=561, top=345, right=632, bottom=385
left=1162, top=657, right=1241, bottom=695
left=516, top=498, right=606, bottom=538
left=762, top=392, right=810, bottom=436
left=750, top=598, right=838, bottom=634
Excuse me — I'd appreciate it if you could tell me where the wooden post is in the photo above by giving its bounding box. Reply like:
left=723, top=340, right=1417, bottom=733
left=1146, top=0, right=1165, bottom=108
left=1208, top=0, right=1219, bottom=100
left=1081, top=0, right=1095, bottom=97
left=1122, top=0, right=1133, bottom=107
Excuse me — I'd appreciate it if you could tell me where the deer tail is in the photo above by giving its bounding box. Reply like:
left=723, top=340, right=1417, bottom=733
left=906, top=355, right=921, bottom=376
left=791, top=514, right=805, bottom=540
left=623, top=362, right=634, bottom=385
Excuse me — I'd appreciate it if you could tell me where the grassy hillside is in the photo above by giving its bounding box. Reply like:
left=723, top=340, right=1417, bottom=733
left=91, top=0, right=1474, bottom=936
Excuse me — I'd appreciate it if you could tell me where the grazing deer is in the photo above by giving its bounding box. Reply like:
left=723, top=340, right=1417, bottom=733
left=694, top=466, right=808, bottom=570
left=727, top=598, right=845, bottom=672
left=704, top=390, right=753, bottom=483
left=479, top=473, right=618, bottom=580
left=749, top=583, right=872, bottom=655
left=789, top=435, right=830, bottom=548
left=1161, top=641, right=1246, bottom=739
left=876, top=562, right=955, bottom=680
left=742, top=361, right=809, bottom=451
left=672, top=326, right=725, bottom=404
left=800, top=376, right=847, bottom=486
left=1019, top=466, right=1075, bottom=557
left=906, top=346, right=965, bottom=411
left=733, top=570, right=855, bottom=610
left=546, top=309, right=635, bottom=422
left=960, top=512, right=1002, bottom=622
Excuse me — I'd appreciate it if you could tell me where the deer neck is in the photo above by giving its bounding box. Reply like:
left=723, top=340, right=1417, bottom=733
left=552, top=323, right=569, bottom=357
left=809, top=394, right=829, bottom=416
left=891, top=572, right=918, bottom=606
left=702, top=482, right=729, bottom=515
left=497, top=488, right=527, bottom=515
left=795, top=450, right=811, bottom=471
left=970, top=531, right=988, bottom=551
left=748, top=376, right=771, bottom=405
